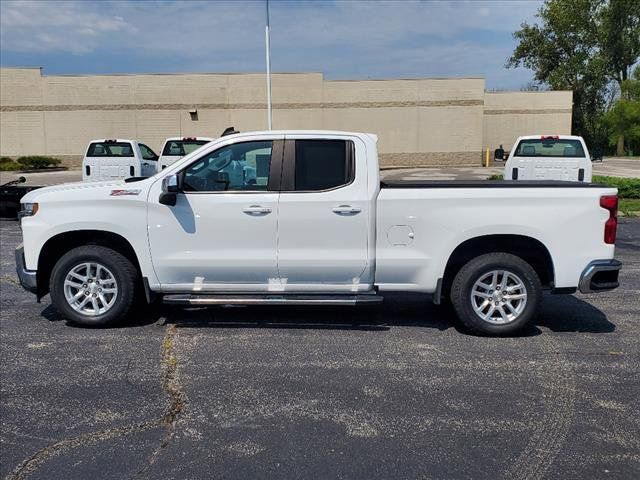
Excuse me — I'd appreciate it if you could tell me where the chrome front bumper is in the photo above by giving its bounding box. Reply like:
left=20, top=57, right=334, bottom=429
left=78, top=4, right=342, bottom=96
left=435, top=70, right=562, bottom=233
left=578, top=259, right=621, bottom=293
left=15, top=245, right=37, bottom=294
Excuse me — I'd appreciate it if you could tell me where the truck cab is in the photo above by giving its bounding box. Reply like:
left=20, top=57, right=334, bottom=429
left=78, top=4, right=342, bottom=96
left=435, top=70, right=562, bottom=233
left=83, top=139, right=158, bottom=182
left=157, top=137, right=213, bottom=172
left=503, top=135, right=592, bottom=182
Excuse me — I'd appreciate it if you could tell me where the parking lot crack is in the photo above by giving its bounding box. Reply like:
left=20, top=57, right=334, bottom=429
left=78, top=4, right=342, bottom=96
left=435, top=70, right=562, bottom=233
left=133, top=323, right=185, bottom=477
left=5, top=419, right=164, bottom=480
left=5, top=324, right=185, bottom=480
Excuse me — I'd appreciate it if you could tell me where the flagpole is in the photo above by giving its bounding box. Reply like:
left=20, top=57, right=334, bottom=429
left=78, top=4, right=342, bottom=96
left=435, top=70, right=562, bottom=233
left=265, top=0, right=272, bottom=130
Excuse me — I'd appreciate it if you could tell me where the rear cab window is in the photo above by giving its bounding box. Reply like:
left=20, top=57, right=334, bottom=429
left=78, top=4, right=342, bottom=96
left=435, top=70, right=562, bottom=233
left=162, top=139, right=211, bottom=156
left=86, top=141, right=135, bottom=157
left=289, top=139, right=355, bottom=191
left=514, top=138, right=586, bottom=158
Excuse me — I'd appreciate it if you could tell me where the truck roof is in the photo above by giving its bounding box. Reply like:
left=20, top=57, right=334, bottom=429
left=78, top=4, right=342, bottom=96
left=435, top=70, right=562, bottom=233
left=88, top=139, right=137, bottom=144
left=516, top=135, right=583, bottom=141
left=163, top=137, right=214, bottom=142
left=220, top=130, right=379, bottom=143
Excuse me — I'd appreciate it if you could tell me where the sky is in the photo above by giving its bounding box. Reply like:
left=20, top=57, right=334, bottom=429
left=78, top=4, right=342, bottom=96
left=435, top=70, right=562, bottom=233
left=0, top=0, right=543, bottom=90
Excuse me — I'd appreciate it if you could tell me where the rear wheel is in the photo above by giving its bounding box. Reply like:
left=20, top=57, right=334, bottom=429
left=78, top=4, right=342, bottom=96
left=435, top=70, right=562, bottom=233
left=50, top=246, right=138, bottom=327
left=450, top=253, right=542, bottom=335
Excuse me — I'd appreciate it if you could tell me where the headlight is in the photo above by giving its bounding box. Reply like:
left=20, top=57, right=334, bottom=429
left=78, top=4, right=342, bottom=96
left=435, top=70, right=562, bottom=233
left=18, top=202, right=39, bottom=218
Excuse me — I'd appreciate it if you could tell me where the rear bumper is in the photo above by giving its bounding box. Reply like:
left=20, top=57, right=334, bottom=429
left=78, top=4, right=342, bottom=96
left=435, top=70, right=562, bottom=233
left=15, top=245, right=37, bottom=294
left=578, top=259, right=621, bottom=293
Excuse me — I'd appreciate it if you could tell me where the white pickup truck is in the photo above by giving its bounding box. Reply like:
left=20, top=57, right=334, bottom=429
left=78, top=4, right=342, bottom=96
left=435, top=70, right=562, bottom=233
left=83, top=139, right=159, bottom=181
left=16, top=130, right=621, bottom=335
left=502, top=135, right=592, bottom=182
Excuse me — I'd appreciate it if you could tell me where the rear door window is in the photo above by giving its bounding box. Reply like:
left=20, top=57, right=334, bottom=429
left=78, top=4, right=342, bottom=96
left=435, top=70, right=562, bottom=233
left=293, top=140, right=354, bottom=191
left=87, top=142, right=134, bottom=157
left=514, top=139, right=585, bottom=158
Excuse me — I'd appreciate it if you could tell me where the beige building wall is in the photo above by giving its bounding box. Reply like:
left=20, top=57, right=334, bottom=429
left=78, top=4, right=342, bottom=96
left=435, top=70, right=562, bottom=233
left=1, top=68, right=571, bottom=168
left=319, top=78, right=484, bottom=166
left=483, top=91, right=573, bottom=153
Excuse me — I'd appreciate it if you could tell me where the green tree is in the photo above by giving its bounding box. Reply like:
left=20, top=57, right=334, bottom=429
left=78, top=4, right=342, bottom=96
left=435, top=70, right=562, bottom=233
left=600, top=0, right=640, bottom=85
left=603, top=67, right=640, bottom=154
left=507, top=0, right=640, bottom=151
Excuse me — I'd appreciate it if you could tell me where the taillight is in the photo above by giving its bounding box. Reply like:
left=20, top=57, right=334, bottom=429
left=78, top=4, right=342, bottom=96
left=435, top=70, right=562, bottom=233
left=600, top=195, right=618, bottom=244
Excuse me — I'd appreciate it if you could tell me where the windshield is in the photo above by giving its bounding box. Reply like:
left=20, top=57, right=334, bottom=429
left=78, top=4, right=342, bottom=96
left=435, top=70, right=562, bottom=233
left=514, top=139, right=585, bottom=158
left=87, top=142, right=134, bottom=157
left=162, top=140, right=210, bottom=156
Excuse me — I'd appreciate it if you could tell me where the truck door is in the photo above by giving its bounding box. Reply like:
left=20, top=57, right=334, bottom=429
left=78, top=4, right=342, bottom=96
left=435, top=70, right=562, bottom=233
left=139, top=143, right=158, bottom=177
left=276, top=136, right=373, bottom=292
left=147, top=137, right=284, bottom=290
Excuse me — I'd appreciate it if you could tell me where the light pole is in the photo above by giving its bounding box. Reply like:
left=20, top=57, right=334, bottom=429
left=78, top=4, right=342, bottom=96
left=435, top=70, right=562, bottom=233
left=265, top=0, right=273, bottom=130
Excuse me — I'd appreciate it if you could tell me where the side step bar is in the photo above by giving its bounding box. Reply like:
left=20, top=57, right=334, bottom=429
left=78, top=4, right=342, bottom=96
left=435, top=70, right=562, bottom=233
left=163, top=293, right=383, bottom=306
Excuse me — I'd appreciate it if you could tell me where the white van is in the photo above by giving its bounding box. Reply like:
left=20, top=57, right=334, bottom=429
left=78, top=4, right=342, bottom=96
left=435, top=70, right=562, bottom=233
left=157, top=137, right=213, bottom=172
left=502, top=135, right=592, bottom=182
left=83, top=139, right=158, bottom=182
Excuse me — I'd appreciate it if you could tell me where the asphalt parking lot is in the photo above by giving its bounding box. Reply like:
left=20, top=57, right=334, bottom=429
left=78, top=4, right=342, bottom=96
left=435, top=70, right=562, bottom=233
left=1, top=217, right=639, bottom=480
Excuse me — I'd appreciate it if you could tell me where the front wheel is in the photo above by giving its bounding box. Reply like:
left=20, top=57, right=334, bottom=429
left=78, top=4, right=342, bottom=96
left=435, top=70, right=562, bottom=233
left=50, top=246, right=138, bottom=327
left=450, top=253, right=542, bottom=335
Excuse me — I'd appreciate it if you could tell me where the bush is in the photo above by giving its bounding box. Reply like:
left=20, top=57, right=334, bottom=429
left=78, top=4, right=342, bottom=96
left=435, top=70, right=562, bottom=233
left=16, top=156, right=61, bottom=170
left=0, top=157, right=21, bottom=171
left=592, top=176, right=640, bottom=198
left=619, top=198, right=640, bottom=216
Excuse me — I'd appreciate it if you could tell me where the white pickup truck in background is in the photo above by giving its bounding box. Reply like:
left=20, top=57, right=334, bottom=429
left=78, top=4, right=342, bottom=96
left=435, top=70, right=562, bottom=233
left=502, top=135, right=592, bottom=182
left=17, top=130, right=621, bottom=335
left=83, top=139, right=159, bottom=181
left=157, top=137, right=213, bottom=172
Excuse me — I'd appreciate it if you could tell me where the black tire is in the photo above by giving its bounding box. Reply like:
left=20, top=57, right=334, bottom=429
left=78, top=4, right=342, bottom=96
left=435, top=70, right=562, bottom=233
left=450, top=252, right=542, bottom=336
left=0, top=200, right=19, bottom=219
left=49, top=245, right=138, bottom=327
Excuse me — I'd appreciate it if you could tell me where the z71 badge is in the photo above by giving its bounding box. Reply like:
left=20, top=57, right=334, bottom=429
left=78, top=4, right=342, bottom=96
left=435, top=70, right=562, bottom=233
left=110, top=189, right=141, bottom=196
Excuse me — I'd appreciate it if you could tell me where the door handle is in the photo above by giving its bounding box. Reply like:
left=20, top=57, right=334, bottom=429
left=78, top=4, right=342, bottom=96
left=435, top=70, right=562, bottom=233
left=332, top=205, right=362, bottom=215
left=242, top=205, right=272, bottom=215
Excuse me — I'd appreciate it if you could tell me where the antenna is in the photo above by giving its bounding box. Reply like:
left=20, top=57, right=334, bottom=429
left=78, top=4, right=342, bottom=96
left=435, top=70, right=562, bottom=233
left=265, top=0, right=272, bottom=130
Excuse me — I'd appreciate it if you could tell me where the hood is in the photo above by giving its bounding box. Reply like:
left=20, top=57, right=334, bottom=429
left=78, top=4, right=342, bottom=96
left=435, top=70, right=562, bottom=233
left=20, top=178, right=151, bottom=203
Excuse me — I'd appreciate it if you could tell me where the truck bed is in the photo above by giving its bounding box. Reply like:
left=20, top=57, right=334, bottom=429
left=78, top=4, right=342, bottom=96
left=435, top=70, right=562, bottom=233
left=380, top=179, right=606, bottom=189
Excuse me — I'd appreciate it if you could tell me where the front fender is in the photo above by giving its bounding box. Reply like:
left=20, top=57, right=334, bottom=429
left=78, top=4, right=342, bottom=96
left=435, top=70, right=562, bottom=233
left=21, top=197, right=158, bottom=286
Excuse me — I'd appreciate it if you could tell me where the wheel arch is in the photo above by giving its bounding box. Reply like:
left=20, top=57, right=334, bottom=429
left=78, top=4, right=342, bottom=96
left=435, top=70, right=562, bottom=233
left=36, top=230, right=143, bottom=297
left=441, top=234, right=555, bottom=299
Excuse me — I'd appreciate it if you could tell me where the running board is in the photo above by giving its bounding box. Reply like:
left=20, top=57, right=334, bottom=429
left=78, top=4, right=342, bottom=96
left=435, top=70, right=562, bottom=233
left=162, top=293, right=383, bottom=306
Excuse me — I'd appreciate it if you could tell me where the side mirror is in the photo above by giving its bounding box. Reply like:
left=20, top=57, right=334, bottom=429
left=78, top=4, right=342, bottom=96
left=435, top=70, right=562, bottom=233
left=18, top=176, right=26, bottom=183
left=159, top=174, right=179, bottom=206
left=163, top=174, right=179, bottom=192
left=494, top=149, right=505, bottom=161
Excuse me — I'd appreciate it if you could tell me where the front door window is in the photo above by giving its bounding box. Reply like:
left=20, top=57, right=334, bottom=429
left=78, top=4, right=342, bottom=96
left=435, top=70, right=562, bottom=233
left=182, top=141, right=273, bottom=192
